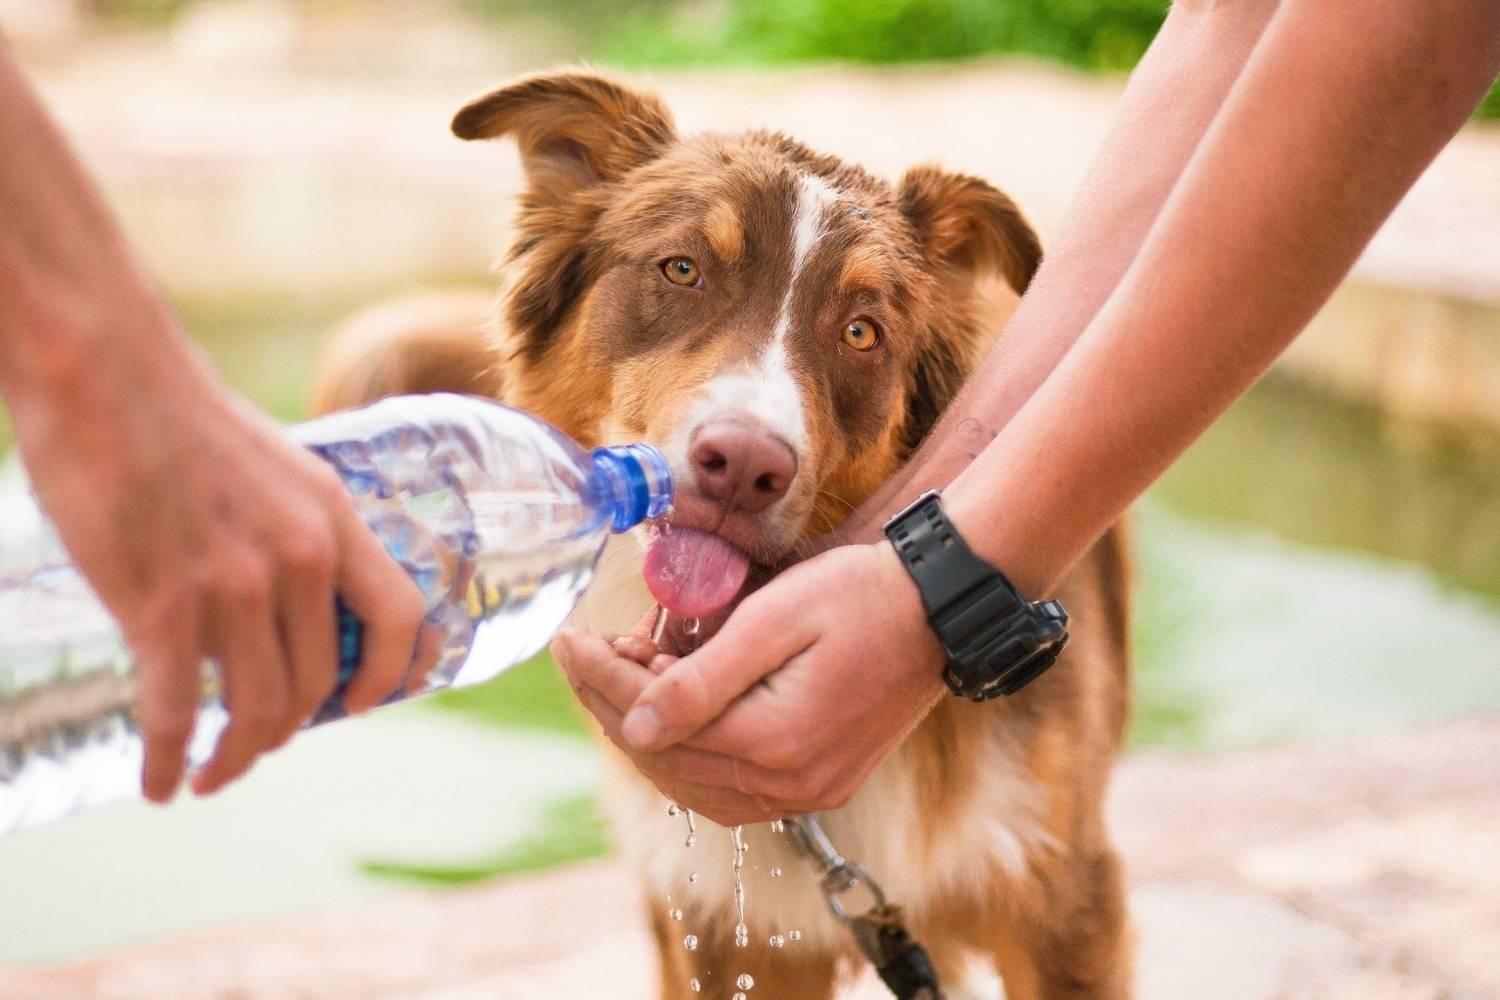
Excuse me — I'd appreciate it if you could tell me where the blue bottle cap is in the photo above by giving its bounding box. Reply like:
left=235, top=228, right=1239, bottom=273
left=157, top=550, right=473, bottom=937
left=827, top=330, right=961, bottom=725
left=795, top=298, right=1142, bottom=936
left=592, top=444, right=674, bottom=532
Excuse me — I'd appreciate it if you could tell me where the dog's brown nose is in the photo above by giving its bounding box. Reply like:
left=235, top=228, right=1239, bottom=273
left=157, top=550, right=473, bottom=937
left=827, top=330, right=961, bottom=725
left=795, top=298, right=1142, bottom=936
left=690, top=419, right=798, bottom=514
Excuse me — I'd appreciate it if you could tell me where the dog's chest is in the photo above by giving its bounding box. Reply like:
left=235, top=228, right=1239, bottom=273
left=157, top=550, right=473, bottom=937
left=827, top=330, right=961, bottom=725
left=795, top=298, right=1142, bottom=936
left=575, top=536, right=1054, bottom=950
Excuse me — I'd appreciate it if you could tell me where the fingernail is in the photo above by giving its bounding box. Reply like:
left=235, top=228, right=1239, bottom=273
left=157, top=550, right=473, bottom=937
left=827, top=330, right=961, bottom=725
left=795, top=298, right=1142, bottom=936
left=623, top=705, right=662, bottom=748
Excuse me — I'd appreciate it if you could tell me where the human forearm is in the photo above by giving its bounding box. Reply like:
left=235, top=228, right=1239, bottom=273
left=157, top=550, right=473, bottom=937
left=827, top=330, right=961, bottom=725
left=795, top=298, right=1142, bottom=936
left=842, top=0, right=1281, bottom=538
left=0, top=45, right=426, bottom=800
left=0, top=43, right=200, bottom=405
left=946, top=0, right=1500, bottom=596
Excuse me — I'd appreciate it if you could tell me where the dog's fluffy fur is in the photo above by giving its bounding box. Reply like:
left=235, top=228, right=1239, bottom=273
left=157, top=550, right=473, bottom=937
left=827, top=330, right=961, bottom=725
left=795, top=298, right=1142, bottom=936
left=311, top=71, right=1133, bottom=999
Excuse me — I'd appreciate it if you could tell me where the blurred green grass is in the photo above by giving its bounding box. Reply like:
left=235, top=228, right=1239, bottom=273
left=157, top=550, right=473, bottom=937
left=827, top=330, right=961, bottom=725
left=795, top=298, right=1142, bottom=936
left=360, top=791, right=609, bottom=884
left=590, top=0, right=1167, bottom=72
left=368, top=653, right=602, bottom=885
left=426, top=650, right=588, bottom=736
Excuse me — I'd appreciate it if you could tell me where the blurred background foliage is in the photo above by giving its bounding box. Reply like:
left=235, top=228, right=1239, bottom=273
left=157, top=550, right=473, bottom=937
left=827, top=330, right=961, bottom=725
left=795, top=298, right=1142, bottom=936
left=88, top=0, right=1500, bottom=117
left=583, top=0, right=1168, bottom=71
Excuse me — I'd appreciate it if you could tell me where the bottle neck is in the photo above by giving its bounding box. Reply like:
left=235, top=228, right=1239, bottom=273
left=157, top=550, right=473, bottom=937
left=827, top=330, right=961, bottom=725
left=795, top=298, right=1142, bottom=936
left=592, top=444, right=674, bottom=532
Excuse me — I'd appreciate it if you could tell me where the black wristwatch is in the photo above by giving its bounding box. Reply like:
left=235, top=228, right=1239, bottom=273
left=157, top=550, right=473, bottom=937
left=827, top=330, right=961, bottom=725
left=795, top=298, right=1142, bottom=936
left=883, top=490, right=1069, bottom=701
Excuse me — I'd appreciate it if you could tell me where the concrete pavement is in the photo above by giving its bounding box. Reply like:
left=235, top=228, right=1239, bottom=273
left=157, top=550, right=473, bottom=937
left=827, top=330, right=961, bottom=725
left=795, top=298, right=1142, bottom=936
left=7, top=719, right=1496, bottom=999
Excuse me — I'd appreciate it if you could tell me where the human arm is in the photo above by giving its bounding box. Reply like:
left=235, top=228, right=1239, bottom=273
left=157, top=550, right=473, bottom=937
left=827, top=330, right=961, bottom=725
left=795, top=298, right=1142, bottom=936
left=831, top=0, right=1285, bottom=540
left=557, top=0, right=1500, bottom=825
left=945, top=0, right=1500, bottom=597
left=0, top=43, right=426, bottom=801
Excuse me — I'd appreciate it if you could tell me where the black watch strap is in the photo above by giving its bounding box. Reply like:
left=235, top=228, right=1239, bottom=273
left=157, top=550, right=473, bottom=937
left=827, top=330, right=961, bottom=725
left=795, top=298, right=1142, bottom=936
left=884, top=490, right=1068, bottom=701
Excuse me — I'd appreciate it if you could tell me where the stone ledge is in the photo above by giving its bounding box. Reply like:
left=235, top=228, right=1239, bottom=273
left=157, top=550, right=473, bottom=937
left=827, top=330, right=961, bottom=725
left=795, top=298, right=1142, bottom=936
left=24, top=49, right=1499, bottom=437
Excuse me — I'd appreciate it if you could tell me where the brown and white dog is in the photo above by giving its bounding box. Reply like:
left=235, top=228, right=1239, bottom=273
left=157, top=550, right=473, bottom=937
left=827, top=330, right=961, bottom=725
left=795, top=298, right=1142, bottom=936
left=312, top=71, right=1133, bottom=1000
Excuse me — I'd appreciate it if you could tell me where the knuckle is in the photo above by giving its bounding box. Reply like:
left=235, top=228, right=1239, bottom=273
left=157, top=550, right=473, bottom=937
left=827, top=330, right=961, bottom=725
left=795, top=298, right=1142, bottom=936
left=281, top=529, right=335, bottom=580
left=294, top=672, right=338, bottom=714
left=362, top=658, right=407, bottom=690
left=384, top=584, right=426, bottom=632
left=306, top=464, right=351, bottom=508
left=658, top=668, right=706, bottom=721
left=218, top=557, right=272, bottom=605
left=243, top=692, right=290, bottom=732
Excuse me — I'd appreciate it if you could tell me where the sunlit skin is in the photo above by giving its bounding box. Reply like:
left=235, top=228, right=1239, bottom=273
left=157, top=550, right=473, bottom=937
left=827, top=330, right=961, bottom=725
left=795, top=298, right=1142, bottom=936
left=0, top=42, right=428, bottom=802
left=555, top=0, right=1500, bottom=826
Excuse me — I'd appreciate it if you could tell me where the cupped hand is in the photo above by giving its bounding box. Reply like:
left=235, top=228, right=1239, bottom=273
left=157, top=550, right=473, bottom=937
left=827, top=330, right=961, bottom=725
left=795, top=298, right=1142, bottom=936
left=553, top=541, right=947, bottom=826
left=11, top=318, right=428, bottom=803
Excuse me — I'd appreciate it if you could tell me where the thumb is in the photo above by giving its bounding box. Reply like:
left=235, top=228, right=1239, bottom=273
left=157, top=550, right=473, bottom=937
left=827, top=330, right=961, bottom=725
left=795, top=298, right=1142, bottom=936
left=622, top=592, right=811, bottom=751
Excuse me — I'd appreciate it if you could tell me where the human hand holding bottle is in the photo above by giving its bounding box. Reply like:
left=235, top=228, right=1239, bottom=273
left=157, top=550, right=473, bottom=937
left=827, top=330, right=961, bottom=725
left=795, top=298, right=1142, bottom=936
left=0, top=44, right=426, bottom=803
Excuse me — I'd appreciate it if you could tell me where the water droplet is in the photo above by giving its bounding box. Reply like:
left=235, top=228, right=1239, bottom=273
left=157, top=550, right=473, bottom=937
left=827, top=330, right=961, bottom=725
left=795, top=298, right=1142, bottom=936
left=770, top=867, right=782, bottom=878
left=689, top=979, right=701, bottom=993
left=685, top=833, right=697, bottom=848
left=788, top=929, right=802, bottom=941
left=734, top=993, right=747, bottom=1000
left=688, top=871, right=698, bottom=883
left=768, top=934, right=785, bottom=948
left=770, top=819, right=784, bottom=833
left=684, top=617, right=701, bottom=636
left=737, top=973, right=755, bottom=990
left=683, top=934, right=699, bottom=951
left=735, top=921, right=749, bottom=948
left=668, top=908, right=683, bottom=921
left=667, top=803, right=681, bottom=817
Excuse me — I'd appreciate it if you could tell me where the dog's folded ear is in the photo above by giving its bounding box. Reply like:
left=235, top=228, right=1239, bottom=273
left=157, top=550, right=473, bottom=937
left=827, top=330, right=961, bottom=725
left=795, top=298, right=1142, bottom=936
left=453, top=71, right=677, bottom=194
left=898, top=166, right=1042, bottom=295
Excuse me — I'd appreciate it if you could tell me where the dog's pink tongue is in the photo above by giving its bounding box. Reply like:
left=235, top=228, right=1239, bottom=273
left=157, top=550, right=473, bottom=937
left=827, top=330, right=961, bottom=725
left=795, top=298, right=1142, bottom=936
left=643, top=527, right=751, bottom=619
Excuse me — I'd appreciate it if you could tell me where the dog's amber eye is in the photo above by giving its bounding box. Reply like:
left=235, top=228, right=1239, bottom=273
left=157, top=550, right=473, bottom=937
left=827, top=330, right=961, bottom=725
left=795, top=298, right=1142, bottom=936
left=662, top=257, right=701, bottom=287
left=841, top=317, right=880, bottom=352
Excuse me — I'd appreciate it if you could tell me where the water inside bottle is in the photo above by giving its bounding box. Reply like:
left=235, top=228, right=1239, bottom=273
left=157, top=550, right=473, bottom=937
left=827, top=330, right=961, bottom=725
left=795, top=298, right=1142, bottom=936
left=0, top=397, right=632, bottom=834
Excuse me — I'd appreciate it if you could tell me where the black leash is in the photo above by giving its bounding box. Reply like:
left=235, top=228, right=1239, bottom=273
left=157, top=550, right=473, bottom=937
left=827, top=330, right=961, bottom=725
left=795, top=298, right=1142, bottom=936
left=784, top=816, right=945, bottom=1000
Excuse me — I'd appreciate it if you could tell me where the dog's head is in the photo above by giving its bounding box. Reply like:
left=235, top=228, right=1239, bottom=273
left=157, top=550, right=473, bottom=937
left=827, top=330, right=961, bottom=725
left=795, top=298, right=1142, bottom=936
left=455, top=71, right=1040, bottom=618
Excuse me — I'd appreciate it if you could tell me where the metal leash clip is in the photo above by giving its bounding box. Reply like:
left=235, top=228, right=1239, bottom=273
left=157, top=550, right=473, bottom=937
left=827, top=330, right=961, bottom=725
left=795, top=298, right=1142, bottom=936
left=783, top=814, right=888, bottom=923
left=783, top=815, right=945, bottom=1000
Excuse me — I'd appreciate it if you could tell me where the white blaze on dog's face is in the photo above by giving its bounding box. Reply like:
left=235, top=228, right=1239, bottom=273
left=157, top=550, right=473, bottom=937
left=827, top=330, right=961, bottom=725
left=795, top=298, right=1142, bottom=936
left=453, top=72, right=1041, bottom=619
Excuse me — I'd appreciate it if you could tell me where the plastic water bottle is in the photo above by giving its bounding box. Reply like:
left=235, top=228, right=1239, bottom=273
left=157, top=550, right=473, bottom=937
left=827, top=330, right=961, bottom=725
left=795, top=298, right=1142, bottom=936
left=0, top=393, right=673, bottom=835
